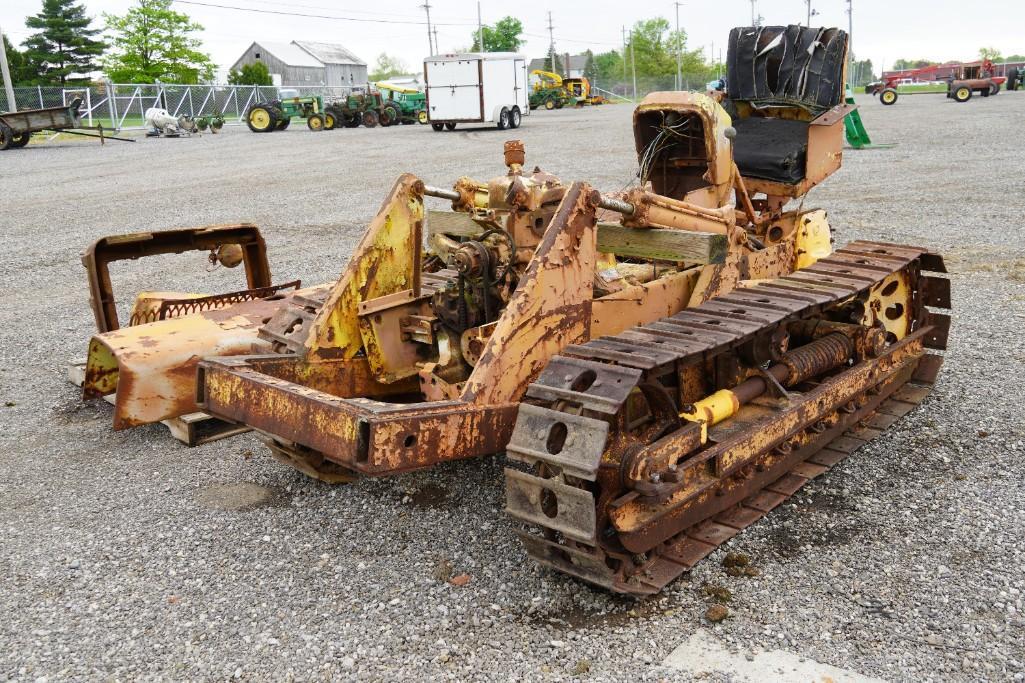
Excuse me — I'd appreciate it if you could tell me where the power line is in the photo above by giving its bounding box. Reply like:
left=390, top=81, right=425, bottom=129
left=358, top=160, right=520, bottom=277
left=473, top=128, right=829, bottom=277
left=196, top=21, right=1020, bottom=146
left=171, top=0, right=477, bottom=26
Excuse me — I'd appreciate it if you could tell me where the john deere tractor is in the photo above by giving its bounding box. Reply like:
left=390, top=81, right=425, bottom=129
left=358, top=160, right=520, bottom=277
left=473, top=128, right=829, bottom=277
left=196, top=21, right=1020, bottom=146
left=529, top=70, right=571, bottom=110
left=375, top=81, right=429, bottom=125
left=246, top=90, right=333, bottom=132
left=324, top=92, right=382, bottom=128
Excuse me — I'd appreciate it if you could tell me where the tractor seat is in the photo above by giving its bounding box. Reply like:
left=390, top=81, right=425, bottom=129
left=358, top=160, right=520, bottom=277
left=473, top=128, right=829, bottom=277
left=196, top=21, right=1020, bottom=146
left=731, top=116, right=810, bottom=185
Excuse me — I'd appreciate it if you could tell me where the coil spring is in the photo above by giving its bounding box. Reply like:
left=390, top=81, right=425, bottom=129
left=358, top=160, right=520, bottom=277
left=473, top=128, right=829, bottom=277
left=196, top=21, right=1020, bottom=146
left=779, top=333, right=855, bottom=385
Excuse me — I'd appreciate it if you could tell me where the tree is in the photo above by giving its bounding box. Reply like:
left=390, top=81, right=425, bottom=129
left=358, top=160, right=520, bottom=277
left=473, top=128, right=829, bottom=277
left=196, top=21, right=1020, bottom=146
left=626, top=18, right=707, bottom=79
left=368, top=53, right=407, bottom=81
left=594, top=50, right=623, bottom=81
left=891, top=58, right=936, bottom=71
left=582, top=49, right=597, bottom=81
left=1007, top=54, right=1025, bottom=63
left=23, top=0, right=105, bottom=86
left=470, top=16, right=524, bottom=52
left=102, top=0, right=214, bottom=84
left=227, top=62, right=271, bottom=86
left=979, top=47, right=1003, bottom=63
left=850, top=57, right=875, bottom=86
left=2, top=35, right=39, bottom=86
left=544, top=46, right=562, bottom=74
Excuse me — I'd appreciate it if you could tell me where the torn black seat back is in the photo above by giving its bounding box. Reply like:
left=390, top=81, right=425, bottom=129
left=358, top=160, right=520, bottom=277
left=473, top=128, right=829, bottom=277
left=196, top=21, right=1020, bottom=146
left=725, top=25, right=849, bottom=186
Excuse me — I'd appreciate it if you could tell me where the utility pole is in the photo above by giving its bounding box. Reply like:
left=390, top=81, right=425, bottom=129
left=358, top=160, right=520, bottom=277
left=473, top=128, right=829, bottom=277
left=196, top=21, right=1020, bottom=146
left=477, top=2, right=484, bottom=52
left=750, top=0, right=756, bottom=25
left=621, top=26, right=628, bottom=80
left=846, top=0, right=853, bottom=87
left=805, top=0, right=819, bottom=26
left=629, top=28, right=637, bottom=101
left=433, top=27, right=439, bottom=54
left=0, top=22, right=16, bottom=112
left=547, top=12, right=555, bottom=71
left=674, top=2, right=683, bottom=91
left=421, top=2, right=434, bottom=55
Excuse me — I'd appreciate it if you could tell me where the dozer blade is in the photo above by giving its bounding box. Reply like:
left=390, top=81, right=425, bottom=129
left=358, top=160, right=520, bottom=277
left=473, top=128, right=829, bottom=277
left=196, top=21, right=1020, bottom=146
left=504, top=241, right=950, bottom=596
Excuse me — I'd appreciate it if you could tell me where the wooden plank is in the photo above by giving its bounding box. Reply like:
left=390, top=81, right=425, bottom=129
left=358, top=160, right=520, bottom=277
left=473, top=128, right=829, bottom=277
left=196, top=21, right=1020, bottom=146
left=428, top=212, right=728, bottom=265
left=596, top=222, right=727, bottom=264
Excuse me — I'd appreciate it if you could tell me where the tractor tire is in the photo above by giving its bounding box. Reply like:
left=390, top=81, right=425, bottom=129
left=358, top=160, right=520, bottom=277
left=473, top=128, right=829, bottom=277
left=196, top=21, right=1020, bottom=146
left=362, top=110, right=379, bottom=128
left=508, top=107, right=521, bottom=129
left=10, top=132, right=31, bottom=148
left=417, top=110, right=429, bottom=124
left=307, top=114, right=325, bottom=131
left=276, top=117, right=290, bottom=130
left=953, top=86, right=972, bottom=102
left=1009, top=68, right=1020, bottom=91
left=544, top=98, right=555, bottom=110
left=444, top=122, right=457, bottom=131
left=880, top=88, right=898, bottom=105
left=431, top=122, right=444, bottom=131
left=247, top=105, right=276, bottom=133
left=989, top=82, right=1000, bottom=96
left=344, top=114, right=360, bottom=128
left=381, top=103, right=401, bottom=127
left=497, top=107, right=510, bottom=130
left=0, top=121, right=11, bottom=150
left=555, top=99, right=564, bottom=109
left=324, top=112, right=337, bottom=130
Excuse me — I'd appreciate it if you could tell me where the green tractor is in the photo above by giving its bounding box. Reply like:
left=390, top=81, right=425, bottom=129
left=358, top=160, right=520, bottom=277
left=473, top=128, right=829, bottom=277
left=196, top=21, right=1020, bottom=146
left=246, top=90, right=333, bottom=133
left=528, top=69, right=571, bottom=110
left=375, top=81, right=429, bottom=125
left=325, top=91, right=401, bottom=129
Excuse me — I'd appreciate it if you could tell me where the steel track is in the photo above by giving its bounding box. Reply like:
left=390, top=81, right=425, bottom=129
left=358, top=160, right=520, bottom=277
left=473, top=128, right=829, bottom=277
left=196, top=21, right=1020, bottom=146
left=504, top=241, right=950, bottom=596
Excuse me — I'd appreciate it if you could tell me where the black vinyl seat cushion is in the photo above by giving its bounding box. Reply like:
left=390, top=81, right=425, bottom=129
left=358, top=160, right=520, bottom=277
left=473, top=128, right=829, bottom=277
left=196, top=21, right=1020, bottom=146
left=732, top=116, right=809, bottom=184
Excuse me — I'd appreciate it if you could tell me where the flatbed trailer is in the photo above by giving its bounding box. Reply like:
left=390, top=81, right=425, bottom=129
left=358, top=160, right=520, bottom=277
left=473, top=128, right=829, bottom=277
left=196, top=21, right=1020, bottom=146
left=0, top=98, right=132, bottom=150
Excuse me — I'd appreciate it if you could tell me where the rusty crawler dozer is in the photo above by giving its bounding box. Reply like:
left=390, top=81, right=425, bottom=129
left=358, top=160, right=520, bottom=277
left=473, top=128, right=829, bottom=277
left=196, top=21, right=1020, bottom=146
left=77, top=25, right=949, bottom=596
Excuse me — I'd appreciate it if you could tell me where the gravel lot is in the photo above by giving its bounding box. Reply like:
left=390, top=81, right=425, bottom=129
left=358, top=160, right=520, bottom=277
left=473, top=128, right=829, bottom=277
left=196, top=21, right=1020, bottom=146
left=2, top=92, right=1024, bottom=682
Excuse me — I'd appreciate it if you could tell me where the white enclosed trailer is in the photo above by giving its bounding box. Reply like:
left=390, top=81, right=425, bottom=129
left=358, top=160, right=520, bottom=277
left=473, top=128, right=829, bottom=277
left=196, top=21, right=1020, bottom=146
left=424, top=52, right=529, bottom=131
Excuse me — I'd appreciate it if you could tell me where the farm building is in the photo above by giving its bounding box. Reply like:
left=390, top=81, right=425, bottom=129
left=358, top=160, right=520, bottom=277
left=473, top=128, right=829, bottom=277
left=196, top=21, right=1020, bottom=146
left=230, top=40, right=367, bottom=87
left=527, top=54, right=590, bottom=79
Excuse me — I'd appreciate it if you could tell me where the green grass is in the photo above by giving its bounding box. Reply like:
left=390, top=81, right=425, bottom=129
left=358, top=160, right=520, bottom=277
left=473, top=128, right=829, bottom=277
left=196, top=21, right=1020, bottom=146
left=75, top=114, right=242, bottom=130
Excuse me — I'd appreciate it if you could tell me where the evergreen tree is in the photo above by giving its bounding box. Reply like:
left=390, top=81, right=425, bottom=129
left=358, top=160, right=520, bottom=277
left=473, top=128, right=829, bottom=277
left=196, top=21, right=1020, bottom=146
left=23, top=0, right=106, bottom=86
left=544, top=46, right=562, bottom=74
left=582, top=50, right=597, bottom=80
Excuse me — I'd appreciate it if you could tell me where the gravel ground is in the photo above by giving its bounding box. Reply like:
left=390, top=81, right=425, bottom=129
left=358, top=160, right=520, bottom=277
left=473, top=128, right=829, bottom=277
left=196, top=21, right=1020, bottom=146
left=1, top=92, right=1024, bottom=682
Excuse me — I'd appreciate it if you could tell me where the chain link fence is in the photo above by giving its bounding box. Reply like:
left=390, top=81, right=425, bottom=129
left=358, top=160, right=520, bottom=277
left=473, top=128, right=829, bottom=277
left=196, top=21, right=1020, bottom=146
left=594, top=72, right=722, bottom=101
left=0, top=82, right=359, bottom=130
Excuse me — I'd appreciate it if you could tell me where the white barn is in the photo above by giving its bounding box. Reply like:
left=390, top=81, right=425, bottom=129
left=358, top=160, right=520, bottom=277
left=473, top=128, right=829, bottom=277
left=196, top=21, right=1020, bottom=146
left=230, top=40, right=367, bottom=87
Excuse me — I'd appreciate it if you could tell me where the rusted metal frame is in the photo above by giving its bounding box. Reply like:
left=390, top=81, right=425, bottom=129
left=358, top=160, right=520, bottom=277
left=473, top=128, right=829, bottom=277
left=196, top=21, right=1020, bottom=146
left=304, top=174, right=426, bottom=361
left=609, top=328, right=929, bottom=539
left=201, top=183, right=600, bottom=475
left=82, top=224, right=271, bottom=333
left=198, top=355, right=519, bottom=474
left=461, top=182, right=599, bottom=405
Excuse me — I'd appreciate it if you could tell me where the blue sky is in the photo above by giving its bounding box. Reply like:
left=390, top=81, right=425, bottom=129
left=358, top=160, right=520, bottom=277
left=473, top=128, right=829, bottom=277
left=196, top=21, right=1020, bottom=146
left=2, top=0, right=1023, bottom=77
